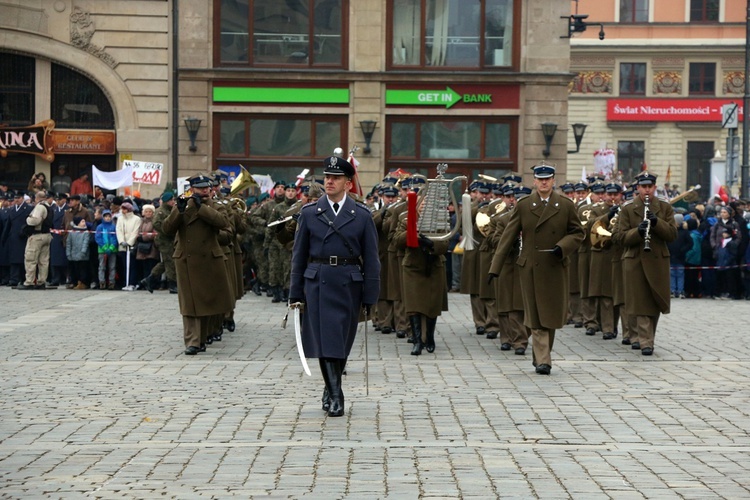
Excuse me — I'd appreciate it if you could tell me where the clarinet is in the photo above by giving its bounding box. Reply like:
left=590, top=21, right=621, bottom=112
left=643, top=195, right=652, bottom=252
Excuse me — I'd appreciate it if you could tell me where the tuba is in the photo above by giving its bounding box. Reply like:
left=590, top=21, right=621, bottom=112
left=414, top=163, right=467, bottom=241
left=590, top=218, right=612, bottom=249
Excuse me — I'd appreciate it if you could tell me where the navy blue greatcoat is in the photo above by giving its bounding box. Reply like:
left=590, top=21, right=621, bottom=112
left=7, top=203, right=33, bottom=265
left=290, top=196, right=380, bottom=359
left=50, top=202, right=68, bottom=267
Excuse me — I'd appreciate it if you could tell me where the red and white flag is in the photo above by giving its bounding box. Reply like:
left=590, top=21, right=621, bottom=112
left=348, top=151, right=364, bottom=197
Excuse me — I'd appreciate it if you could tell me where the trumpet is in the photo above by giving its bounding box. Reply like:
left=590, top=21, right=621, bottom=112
left=643, top=195, right=652, bottom=252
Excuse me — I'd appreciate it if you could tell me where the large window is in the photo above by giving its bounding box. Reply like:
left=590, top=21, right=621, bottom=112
left=688, top=62, right=715, bottom=96
left=390, top=0, right=516, bottom=69
left=51, top=64, right=115, bottom=129
left=617, top=141, right=645, bottom=183
left=0, top=53, right=35, bottom=126
left=216, top=0, right=346, bottom=67
left=214, top=114, right=347, bottom=173
left=619, top=63, right=647, bottom=95
left=690, top=0, right=719, bottom=22
left=387, top=118, right=516, bottom=177
left=620, top=0, right=648, bottom=23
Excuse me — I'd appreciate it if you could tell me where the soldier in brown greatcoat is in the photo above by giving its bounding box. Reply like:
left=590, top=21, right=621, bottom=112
left=372, top=184, right=398, bottom=333
left=460, top=181, right=488, bottom=336
left=384, top=179, right=410, bottom=338
left=491, top=164, right=584, bottom=375
left=162, top=174, right=234, bottom=355
left=611, top=171, right=676, bottom=355
left=578, top=182, right=605, bottom=336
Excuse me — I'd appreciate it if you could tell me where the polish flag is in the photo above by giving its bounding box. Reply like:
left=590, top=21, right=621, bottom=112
left=348, top=152, right=364, bottom=197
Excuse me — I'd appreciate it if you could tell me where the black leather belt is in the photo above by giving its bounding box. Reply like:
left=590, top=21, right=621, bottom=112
left=310, top=256, right=360, bottom=266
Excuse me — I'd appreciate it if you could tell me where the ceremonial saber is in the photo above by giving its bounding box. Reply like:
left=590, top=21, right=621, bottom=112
left=291, top=303, right=311, bottom=376
left=364, top=307, right=369, bottom=396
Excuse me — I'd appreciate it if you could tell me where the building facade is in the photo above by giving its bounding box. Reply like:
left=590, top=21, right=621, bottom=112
left=179, top=0, right=578, bottom=191
left=0, top=0, right=170, bottom=197
left=2, top=1, right=582, bottom=195
left=568, top=0, right=745, bottom=196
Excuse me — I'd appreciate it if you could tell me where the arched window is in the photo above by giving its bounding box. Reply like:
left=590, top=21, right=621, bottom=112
left=51, top=64, right=115, bottom=129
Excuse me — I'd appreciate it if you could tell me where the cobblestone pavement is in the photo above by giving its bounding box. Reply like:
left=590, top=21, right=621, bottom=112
left=1, top=286, right=749, bottom=499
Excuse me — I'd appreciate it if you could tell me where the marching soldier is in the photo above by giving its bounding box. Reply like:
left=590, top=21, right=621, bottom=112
left=460, top=181, right=488, bottom=336
left=384, top=177, right=411, bottom=338
left=611, top=171, right=677, bottom=355
left=163, top=174, right=234, bottom=355
left=578, top=181, right=605, bottom=335
left=491, top=164, right=584, bottom=375
left=144, top=191, right=177, bottom=293
left=289, top=156, right=380, bottom=418
left=372, top=183, right=399, bottom=333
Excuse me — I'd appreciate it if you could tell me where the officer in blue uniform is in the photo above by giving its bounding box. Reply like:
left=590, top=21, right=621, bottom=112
left=290, top=156, right=380, bottom=417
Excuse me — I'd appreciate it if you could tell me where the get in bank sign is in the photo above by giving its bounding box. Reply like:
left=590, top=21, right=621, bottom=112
left=385, top=84, right=519, bottom=110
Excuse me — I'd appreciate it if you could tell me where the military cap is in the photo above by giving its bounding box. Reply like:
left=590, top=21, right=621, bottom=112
left=323, top=156, right=355, bottom=177
left=382, top=186, right=399, bottom=197
left=188, top=174, right=213, bottom=188
left=410, top=176, right=426, bottom=186
left=492, top=183, right=504, bottom=195
left=13, top=191, right=24, bottom=199
left=635, top=170, right=658, bottom=185
left=161, top=191, right=174, bottom=202
left=69, top=194, right=81, bottom=200
left=560, top=182, right=575, bottom=193
left=285, top=183, right=297, bottom=190
left=502, top=184, right=517, bottom=196
left=532, top=163, right=556, bottom=179
left=400, top=177, right=412, bottom=188
left=574, top=182, right=589, bottom=192
left=273, top=180, right=286, bottom=189
left=299, top=184, right=310, bottom=194
left=503, top=174, right=523, bottom=184
left=605, top=183, right=623, bottom=193
left=591, top=183, right=606, bottom=194
left=514, top=186, right=532, bottom=198
left=469, top=180, right=480, bottom=191
left=382, top=176, right=398, bottom=185
left=477, top=182, right=490, bottom=194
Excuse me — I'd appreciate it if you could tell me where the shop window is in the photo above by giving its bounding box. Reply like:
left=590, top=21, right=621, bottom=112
left=688, top=62, right=715, bottom=95
left=0, top=52, right=35, bottom=126
left=51, top=64, right=115, bottom=129
left=617, top=141, right=645, bottom=183
left=389, top=0, right=516, bottom=69
left=619, top=63, right=646, bottom=95
left=387, top=118, right=516, bottom=177
left=214, top=114, right=347, bottom=171
left=620, top=0, right=648, bottom=23
left=690, top=0, right=719, bottom=22
left=686, top=141, right=714, bottom=195
left=216, top=0, right=346, bottom=67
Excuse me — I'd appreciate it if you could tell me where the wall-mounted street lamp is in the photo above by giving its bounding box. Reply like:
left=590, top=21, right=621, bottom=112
left=541, top=122, right=588, bottom=158
left=359, top=120, right=377, bottom=154
left=561, top=0, right=605, bottom=40
left=184, top=117, right=202, bottom=153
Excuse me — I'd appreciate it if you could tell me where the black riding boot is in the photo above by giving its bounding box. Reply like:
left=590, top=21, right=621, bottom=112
left=324, top=358, right=345, bottom=417
left=318, top=358, right=331, bottom=412
left=252, top=280, right=261, bottom=296
left=425, top=317, right=437, bottom=353
left=282, top=288, right=289, bottom=302
left=271, top=286, right=283, bottom=303
left=168, top=280, right=178, bottom=294
left=409, top=315, right=423, bottom=356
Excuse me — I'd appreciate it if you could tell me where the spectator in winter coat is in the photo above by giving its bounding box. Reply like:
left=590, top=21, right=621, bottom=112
left=95, top=210, right=118, bottom=289
left=135, top=204, right=160, bottom=289
left=684, top=218, right=703, bottom=298
left=667, top=213, right=692, bottom=298
left=66, top=217, right=91, bottom=289
left=116, top=202, right=141, bottom=290
left=715, top=227, right=741, bottom=299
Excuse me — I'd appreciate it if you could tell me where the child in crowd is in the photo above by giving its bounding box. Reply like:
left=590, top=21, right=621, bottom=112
left=95, top=210, right=118, bottom=290
left=66, top=217, right=91, bottom=290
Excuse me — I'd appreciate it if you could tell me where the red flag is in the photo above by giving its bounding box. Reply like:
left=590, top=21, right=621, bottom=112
left=665, top=165, right=671, bottom=185
left=641, top=161, right=648, bottom=172
left=347, top=153, right=364, bottom=197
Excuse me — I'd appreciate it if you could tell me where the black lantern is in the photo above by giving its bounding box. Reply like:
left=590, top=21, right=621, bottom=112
left=541, top=122, right=557, bottom=158
left=569, top=123, right=588, bottom=154
left=359, top=120, right=377, bottom=154
left=184, top=117, right=202, bottom=153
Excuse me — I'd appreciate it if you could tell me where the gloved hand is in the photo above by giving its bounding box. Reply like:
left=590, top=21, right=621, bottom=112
left=176, top=196, right=187, bottom=213
left=292, top=212, right=301, bottom=221
left=552, top=245, right=563, bottom=259
left=647, top=211, right=658, bottom=227
left=363, top=304, right=372, bottom=316
left=608, top=205, right=619, bottom=221
left=190, top=194, right=202, bottom=209
left=487, top=272, right=498, bottom=284
left=638, top=219, right=649, bottom=237
left=418, top=234, right=434, bottom=250
left=289, top=297, right=304, bottom=305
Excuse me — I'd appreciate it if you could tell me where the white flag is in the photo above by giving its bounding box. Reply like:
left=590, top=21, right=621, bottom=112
left=92, top=164, right=134, bottom=190
left=251, top=174, right=275, bottom=194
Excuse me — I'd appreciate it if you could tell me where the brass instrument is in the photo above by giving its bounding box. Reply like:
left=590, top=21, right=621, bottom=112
left=580, top=208, right=592, bottom=226
left=643, top=195, right=652, bottom=252
left=476, top=199, right=507, bottom=237
left=415, top=163, right=467, bottom=241
left=478, top=173, right=498, bottom=182
left=589, top=205, right=620, bottom=249
left=230, top=197, right=247, bottom=212
left=230, top=164, right=257, bottom=196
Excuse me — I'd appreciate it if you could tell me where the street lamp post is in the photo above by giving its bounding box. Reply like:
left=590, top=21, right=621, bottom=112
left=743, top=0, right=750, bottom=199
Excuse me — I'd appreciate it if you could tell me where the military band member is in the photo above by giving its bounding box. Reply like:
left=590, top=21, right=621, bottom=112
left=578, top=182, right=605, bottom=335
left=372, top=183, right=399, bottom=333
left=491, top=164, right=584, bottom=375
left=163, top=174, right=234, bottom=355
left=460, top=181, right=489, bottom=336
left=611, top=171, right=676, bottom=355
left=289, top=156, right=380, bottom=417
left=384, top=178, right=410, bottom=338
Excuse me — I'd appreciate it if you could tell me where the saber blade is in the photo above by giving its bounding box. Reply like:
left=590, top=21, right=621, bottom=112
left=293, top=306, right=311, bottom=376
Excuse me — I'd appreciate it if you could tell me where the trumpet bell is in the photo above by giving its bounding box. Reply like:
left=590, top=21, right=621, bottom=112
left=230, top=165, right=257, bottom=196
left=590, top=218, right=612, bottom=249
left=476, top=211, right=491, bottom=237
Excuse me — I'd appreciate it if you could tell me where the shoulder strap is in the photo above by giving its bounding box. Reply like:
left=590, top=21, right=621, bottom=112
left=319, top=211, right=356, bottom=257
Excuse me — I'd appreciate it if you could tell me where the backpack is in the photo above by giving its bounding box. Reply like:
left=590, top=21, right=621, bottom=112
left=41, top=204, right=54, bottom=234
left=685, top=231, right=702, bottom=266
